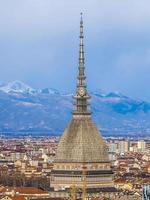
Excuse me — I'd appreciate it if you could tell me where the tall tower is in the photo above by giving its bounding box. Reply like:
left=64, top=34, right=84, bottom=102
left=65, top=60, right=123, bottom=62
left=51, top=14, right=114, bottom=193
left=73, top=13, right=91, bottom=117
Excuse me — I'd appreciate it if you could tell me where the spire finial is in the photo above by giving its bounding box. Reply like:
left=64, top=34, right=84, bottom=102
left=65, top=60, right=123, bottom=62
left=73, top=14, right=91, bottom=118
left=80, top=12, right=83, bottom=20
left=80, top=12, right=83, bottom=26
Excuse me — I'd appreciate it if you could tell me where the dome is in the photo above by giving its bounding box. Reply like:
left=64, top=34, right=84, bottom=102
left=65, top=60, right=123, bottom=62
left=55, top=117, right=109, bottom=163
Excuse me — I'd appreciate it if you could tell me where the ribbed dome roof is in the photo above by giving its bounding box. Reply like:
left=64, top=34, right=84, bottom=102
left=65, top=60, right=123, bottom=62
left=55, top=117, right=109, bottom=163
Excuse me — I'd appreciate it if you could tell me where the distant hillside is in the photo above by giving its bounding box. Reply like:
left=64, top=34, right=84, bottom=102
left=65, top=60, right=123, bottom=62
left=0, top=80, right=150, bottom=137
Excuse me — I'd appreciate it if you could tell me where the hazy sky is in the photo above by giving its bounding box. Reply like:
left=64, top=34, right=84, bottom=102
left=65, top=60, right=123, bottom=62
left=0, top=0, right=150, bottom=100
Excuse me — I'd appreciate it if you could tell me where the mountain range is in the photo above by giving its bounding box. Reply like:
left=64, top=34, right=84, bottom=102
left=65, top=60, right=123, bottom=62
left=0, top=80, right=150, bottom=137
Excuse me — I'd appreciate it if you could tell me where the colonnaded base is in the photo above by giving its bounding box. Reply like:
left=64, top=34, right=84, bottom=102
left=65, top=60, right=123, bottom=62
left=50, top=163, right=141, bottom=199
left=51, top=162, right=113, bottom=191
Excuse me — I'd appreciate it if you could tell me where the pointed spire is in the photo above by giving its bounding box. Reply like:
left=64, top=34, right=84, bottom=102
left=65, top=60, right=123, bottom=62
left=73, top=13, right=91, bottom=118
left=79, top=12, right=85, bottom=80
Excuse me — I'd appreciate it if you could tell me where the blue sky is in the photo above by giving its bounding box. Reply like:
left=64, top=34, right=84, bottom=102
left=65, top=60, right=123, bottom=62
left=0, top=0, right=150, bottom=100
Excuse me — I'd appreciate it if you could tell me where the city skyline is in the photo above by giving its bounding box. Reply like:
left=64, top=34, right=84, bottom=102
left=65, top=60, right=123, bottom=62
left=1, top=1, right=150, bottom=100
left=0, top=3, right=150, bottom=198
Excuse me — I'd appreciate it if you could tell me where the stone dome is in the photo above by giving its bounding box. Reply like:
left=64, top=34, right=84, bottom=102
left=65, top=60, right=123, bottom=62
left=55, top=117, right=109, bottom=163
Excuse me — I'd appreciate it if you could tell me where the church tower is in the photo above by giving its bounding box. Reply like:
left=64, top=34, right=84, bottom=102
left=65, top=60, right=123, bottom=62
left=51, top=13, right=114, bottom=192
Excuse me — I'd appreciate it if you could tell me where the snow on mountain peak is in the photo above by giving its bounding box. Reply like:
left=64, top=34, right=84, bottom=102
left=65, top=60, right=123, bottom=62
left=40, top=88, right=60, bottom=95
left=0, top=80, right=35, bottom=94
left=92, top=90, right=127, bottom=99
left=92, top=89, right=107, bottom=97
left=106, top=91, right=127, bottom=98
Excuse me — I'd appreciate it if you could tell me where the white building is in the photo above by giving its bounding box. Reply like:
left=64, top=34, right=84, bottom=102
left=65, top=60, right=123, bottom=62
left=137, top=140, right=146, bottom=152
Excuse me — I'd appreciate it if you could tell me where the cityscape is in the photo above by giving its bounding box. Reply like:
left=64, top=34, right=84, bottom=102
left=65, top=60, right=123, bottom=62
left=0, top=136, right=150, bottom=199
left=1, top=1, right=150, bottom=200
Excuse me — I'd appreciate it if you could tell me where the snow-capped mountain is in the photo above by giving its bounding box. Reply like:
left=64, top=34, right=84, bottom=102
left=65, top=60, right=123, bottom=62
left=0, top=81, right=61, bottom=96
left=0, top=80, right=36, bottom=94
left=0, top=81, right=150, bottom=137
left=40, top=88, right=60, bottom=95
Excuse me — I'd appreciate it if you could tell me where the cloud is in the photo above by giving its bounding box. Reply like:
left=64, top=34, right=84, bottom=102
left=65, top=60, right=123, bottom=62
left=1, top=0, right=150, bottom=35
left=0, top=0, right=150, bottom=100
